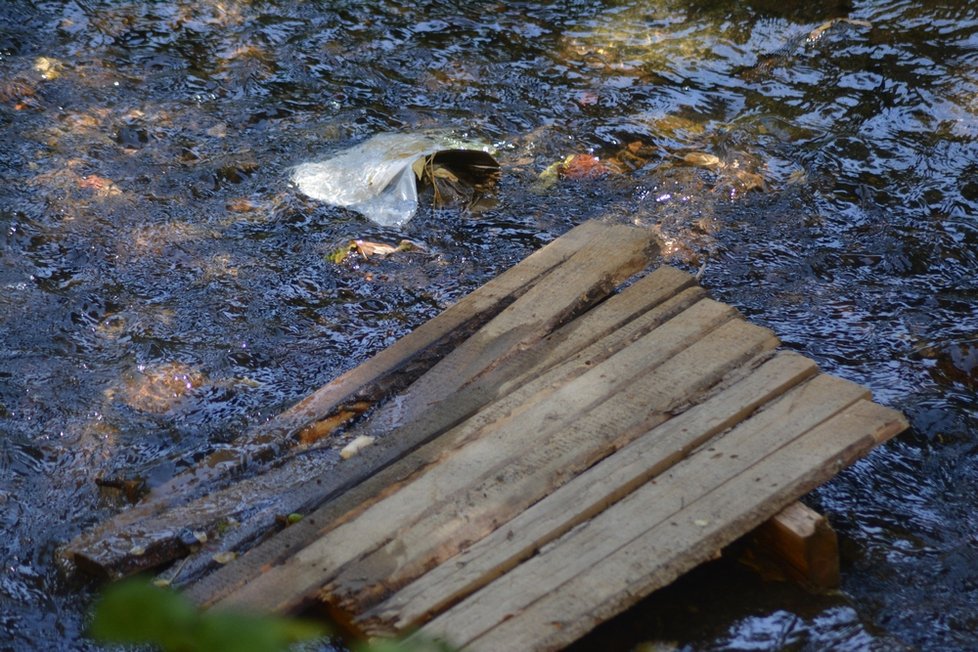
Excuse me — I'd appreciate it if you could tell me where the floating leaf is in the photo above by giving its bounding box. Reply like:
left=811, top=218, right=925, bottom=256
left=681, top=152, right=721, bottom=169
left=355, top=239, right=400, bottom=258
left=286, top=513, right=303, bottom=525
left=212, top=551, right=237, bottom=564
left=226, top=198, right=258, bottom=213
left=559, top=153, right=611, bottom=180
left=532, top=160, right=564, bottom=192
left=328, top=239, right=418, bottom=264
left=327, top=243, right=355, bottom=264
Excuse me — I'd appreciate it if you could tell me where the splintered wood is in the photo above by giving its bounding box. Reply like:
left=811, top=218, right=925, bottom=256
left=64, top=220, right=907, bottom=652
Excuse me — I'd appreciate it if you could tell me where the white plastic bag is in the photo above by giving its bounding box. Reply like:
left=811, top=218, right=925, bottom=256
left=292, top=133, right=490, bottom=227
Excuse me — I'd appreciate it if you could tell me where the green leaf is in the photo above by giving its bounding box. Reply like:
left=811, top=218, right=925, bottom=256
left=90, top=578, right=328, bottom=652
left=89, top=579, right=198, bottom=650
left=194, top=612, right=327, bottom=652
left=355, top=634, right=459, bottom=652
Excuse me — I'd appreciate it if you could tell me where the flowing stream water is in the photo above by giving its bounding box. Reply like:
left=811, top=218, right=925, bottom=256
left=1, top=1, right=977, bottom=650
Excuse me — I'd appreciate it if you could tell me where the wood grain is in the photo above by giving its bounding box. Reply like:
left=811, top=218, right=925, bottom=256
left=419, top=373, right=872, bottom=647
left=361, top=351, right=818, bottom=635
left=212, top=310, right=775, bottom=615
left=458, top=401, right=906, bottom=651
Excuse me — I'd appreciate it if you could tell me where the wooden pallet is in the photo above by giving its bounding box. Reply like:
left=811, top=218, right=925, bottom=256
left=64, top=220, right=907, bottom=651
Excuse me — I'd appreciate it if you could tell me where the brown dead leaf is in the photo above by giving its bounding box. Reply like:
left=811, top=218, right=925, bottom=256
left=78, top=174, right=122, bottom=197
left=226, top=197, right=258, bottom=213
left=681, top=152, right=722, bottom=169
left=329, top=239, right=417, bottom=264
left=560, top=153, right=612, bottom=180
left=354, top=239, right=399, bottom=258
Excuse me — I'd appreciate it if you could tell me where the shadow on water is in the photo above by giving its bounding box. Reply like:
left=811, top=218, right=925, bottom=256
left=1, top=1, right=977, bottom=650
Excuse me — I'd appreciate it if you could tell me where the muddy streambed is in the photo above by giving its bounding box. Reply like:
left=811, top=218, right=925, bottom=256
left=1, top=1, right=977, bottom=650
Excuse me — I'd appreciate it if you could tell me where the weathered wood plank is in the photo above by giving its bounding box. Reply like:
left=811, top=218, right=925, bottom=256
left=65, top=222, right=658, bottom=580
left=186, top=272, right=700, bottom=607
left=276, top=220, right=621, bottom=430
left=319, top=309, right=766, bottom=617
left=211, top=310, right=775, bottom=616
left=360, top=351, right=819, bottom=635
left=455, top=401, right=907, bottom=652
left=418, top=373, right=873, bottom=647
left=362, top=223, right=659, bottom=433
left=147, top=222, right=611, bottom=502
left=317, top=317, right=777, bottom=615
left=491, top=265, right=696, bottom=395
left=749, top=501, right=840, bottom=589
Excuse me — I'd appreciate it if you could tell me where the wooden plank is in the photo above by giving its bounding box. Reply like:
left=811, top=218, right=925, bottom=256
left=314, top=317, right=775, bottom=613
left=319, top=308, right=767, bottom=617
left=144, top=222, right=610, bottom=503
left=186, top=274, right=701, bottom=607
left=63, top=221, right=604, bottom=576
left=418, top=373, right=873, bottom=648
left=64, top=222, right=658, bottom=580
left=210, top=310, right=775, bottom=616
left=749, top=501, right=840, bottom=589
left=360, top=352, right=819, bottom=635
left=491, top=266, right=696, bottom=394
left=455, top=401, right=907, bottom=651
left=279, top=220, right=645, bottom=431
left=361, top=223, right=658, bottom=434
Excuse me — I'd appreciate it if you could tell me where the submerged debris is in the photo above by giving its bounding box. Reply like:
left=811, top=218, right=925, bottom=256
left=327, top=239, right=419, bottom=264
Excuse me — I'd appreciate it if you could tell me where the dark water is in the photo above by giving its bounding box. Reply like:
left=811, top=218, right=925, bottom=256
left=1, top=1, right=977, bottom=650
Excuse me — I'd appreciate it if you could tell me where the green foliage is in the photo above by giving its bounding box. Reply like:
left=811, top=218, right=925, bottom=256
left=353, top=637, right=458, bottom=652
left=90, top=579, right=326, bottom=652
left=90, top=579, right=460, bottom=652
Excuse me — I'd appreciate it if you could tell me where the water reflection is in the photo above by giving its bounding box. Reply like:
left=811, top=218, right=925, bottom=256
left=1, top=0, right=977, bottom=649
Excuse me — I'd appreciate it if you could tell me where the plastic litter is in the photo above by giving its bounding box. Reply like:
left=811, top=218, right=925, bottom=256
left=292, top=132, right=496, bottom=227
